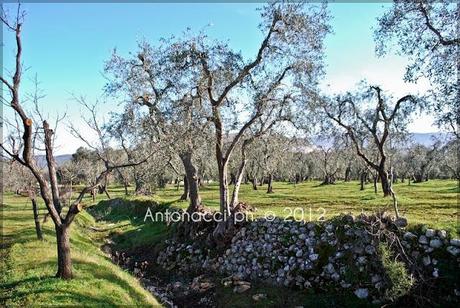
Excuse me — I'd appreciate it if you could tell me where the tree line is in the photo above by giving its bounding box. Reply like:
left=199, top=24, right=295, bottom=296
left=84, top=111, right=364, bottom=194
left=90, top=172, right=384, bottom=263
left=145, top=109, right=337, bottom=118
left=1, top=1, right=458, bottom=279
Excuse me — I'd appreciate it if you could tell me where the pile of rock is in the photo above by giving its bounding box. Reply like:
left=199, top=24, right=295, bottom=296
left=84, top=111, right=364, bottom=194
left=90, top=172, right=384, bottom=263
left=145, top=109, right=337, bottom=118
left=156, top=214, right=460, bottom=301
left=402, top=227, right=460, bottom=278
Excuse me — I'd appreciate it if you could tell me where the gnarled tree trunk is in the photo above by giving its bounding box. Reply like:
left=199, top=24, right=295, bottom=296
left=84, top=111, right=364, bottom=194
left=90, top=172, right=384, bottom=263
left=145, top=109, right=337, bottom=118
left=180, top=175, right=189, bottom=201
left=379, top=170, right=392, bottom=197
left=180, top=152, right=201, bottom=213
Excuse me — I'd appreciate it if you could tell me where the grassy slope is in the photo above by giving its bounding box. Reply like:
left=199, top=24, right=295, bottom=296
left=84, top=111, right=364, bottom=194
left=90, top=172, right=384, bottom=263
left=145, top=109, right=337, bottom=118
left=152, top=180, right=459, bottom=235
left=0, top=192, right=161, bottom=307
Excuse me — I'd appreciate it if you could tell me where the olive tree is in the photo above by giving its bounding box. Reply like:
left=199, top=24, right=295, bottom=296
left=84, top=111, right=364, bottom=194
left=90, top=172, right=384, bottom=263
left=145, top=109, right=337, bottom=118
left=318, top=84, right=423, bottom=218
left=192, top=1, right=330, bottom=223
left=375, top=0, right=459, bottom=138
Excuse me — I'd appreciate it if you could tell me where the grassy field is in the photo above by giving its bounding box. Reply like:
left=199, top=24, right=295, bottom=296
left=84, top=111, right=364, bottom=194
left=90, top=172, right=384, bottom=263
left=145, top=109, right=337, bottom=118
left=0, top=192, right=160, bottom=307
left=1, top=179, right=458, bottom=306
left=151, top=180, right=459, bottom=235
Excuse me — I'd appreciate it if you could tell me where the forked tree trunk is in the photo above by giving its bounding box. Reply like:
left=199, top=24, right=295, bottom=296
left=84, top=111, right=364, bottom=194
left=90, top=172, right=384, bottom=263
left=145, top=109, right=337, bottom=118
left=55, top=225, right=72, bottom=279
left=180, top=152, right=201, bottom=213
left=267, top=174, right=274, bottom=193
left=31, top=198, right=43, bottom=240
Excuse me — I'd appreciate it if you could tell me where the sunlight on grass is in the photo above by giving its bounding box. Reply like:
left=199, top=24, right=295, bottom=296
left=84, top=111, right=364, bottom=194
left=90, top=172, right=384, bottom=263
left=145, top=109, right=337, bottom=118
left=151, top=180, right=459, bottom=235
left=0, top=193, right=161, bottom=307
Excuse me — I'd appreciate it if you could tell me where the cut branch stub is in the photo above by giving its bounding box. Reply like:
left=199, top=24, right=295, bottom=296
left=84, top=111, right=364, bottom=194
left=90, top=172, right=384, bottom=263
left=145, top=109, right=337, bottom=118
left=25, top=118, right=32, bottom=126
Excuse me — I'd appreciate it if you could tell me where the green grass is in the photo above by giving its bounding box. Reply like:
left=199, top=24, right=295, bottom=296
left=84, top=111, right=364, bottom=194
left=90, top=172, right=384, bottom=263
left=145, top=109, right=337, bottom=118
left=0, top=192, right=161, bottom=307
left=151, top=180, right=459, bottom=236
left=1, top=179, right=458, bottom=306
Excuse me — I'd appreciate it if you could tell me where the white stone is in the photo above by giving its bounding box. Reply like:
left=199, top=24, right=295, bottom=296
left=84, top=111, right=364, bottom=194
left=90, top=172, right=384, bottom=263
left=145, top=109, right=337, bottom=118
left=450, top=239, right=460, bottom=247
left=425, top=229, right=436, bottom=237
left=429, top=239, right=443, bottom=249
left=395, top=217, right=408, bottom=228
left=357, top=256, right=367, bottom=264
left=437, top=230, right=447, bottom=239
left=365, top=245, right=376, bottom=255
left=419, top=235, right=428, bottom=245
left=422, top=256, right=431, bottom=266
left=403, top=232, right=417, bottom=241
left=447, top=246, right=460, bottom=256
left=309, top=254, right=319, bottom=261
left=354, top=288, right=369, bottom=299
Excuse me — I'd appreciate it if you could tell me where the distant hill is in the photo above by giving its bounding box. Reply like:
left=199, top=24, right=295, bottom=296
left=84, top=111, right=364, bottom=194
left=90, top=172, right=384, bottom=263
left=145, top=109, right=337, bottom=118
left=311, top=132, right=449, bottom=149
left=409, top=132, right=450, bottom=146
left=35, top=154, right=72, bottom=168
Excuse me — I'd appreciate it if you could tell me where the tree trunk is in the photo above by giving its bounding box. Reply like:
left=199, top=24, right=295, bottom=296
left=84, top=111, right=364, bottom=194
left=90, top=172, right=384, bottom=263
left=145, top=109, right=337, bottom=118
left=123, top=180, right=129, bottom=196
left=180, top=152, right=201, bottom=213
left=322, top=174, right=335, bottom=185
left=55, top=225, right=72, bottom=279
left=229, top=173, right=236, bottom=186
left=230, top=151, right=248, bottom=209
left=259, top=177, right=264, bottom=186
left=344, top=166, right=351, bottom=182
left=373, top=175, right=378, bottom=194
left=218, top=161, right=230, bottom=217
left=379, top=170, right=392, bottom=197
left=267, top=174, right=274, bottom=193
left=252, top=177, right=258, bottom=190
left=360, top=171, right=366, bottom=191
left=31, top=198, right=43, bottom=240
left=91, top=188, right=96, bottom=202
left=414, top=173, right=424, bottom=183
left=103, top=186, right=111, bottom=199
left=180, top=175, right=189, bottom=201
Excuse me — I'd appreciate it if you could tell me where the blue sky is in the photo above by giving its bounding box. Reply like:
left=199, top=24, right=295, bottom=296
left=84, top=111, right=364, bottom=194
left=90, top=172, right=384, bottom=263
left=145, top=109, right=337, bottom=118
left=2, top=2, right=434, bottom=154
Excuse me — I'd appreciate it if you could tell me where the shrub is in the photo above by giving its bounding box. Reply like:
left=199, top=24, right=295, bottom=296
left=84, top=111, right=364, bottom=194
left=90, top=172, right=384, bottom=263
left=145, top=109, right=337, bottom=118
left=379, top=243, right=414, bottom=302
